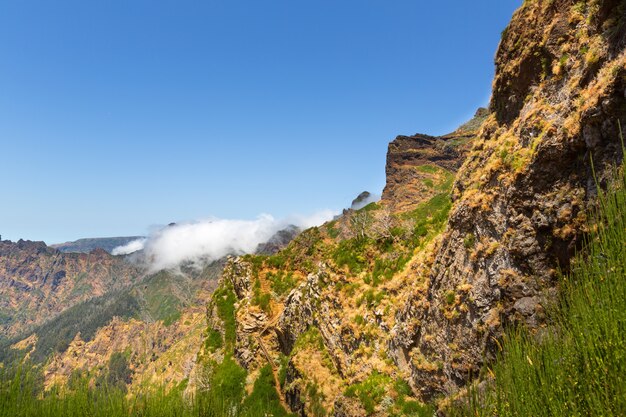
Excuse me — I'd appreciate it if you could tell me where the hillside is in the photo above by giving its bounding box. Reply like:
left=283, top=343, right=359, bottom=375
left=0, top=240, right=141, bottom=338
left=194, top=0, right=626, bottom=415
left=1, top=225, right=301, bottom=394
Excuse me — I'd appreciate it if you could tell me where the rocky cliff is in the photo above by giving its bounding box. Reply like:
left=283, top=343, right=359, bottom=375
left=391, top=0, right=625, bottom=400
left=195, top=0, right=626, bottom=415
left=382, top=109, right=488, bottom=213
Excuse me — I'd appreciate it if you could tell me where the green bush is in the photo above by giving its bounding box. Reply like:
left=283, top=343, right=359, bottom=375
left=268, top=271, right=297, bottom=296
left=205, top=328, right=223, bottom=351
left=344, top=371, right=391, bottom=414
left=107, top=351, right=132, bottom=388
left=332, top=238, right=369, bottom=273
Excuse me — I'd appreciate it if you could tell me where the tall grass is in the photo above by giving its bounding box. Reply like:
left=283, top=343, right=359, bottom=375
left=454, top=154, right=626, bottom=416
left=0, top=363, right=291, bottom=417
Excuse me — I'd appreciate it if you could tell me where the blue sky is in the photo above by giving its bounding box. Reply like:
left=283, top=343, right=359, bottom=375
left=0, top=0, right=520, bottom=244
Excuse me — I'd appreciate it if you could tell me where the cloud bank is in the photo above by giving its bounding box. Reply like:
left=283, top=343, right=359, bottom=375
left=113, top=210, right=338, bottom=271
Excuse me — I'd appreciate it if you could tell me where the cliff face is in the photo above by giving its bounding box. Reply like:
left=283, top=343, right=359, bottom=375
left=196, top=1, right=626, bottom=415
left=391, top=0, right=626, bottom=399
left=0, top=240, right=141, bottom=337
left=382, top=109, right=488, bottom=213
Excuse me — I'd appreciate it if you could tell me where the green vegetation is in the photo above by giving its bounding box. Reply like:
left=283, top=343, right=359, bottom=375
left=242, top=365, right=294, bottom=417
left=344, top=372, right=434, bottom=416
left=142, top=271, right=186, bottom=326
left=267, top=270, right=297, bottom=297
left=0, top=360, right=293, bottom=417
left=202, top=354, right=247, bottom=411
left=106, top=351, right=132, bottom=389
left=344, top=371, right=391, bottom=413
left=332, top=238, right=369, bottom=273
left=252, top=277, right=271, bottom=313
left=415, top=164, right=440, bottom=174
left=453, top=162, right=626, bottom=416
left=22, top=290, right=142, bottom=363
left=204, top=328, right=223, bottom=352
left=0, top=262, right=225, bottom=367
left=326, top=223, right=340, bottom=239
left=212, top=283, right=237, bottom=348
left=463, top=232, right=475, bottom=249
left=356, top=289, right=385, bottom=308
left=358, top=202, right=380, bottom=212
left=391, top=379, right=434, bottom=417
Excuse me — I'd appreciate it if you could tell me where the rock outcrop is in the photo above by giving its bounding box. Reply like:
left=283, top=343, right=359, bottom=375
left=382, top=108, right=488, bottom=213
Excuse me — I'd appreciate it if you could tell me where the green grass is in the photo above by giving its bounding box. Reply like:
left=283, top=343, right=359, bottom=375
left=242, top=365, right=294, bottom=417
left=212, top=283, right=237, bottom=348
left=0, top=358, right=291, bottom=417
left=415, top=164, right=441, bottom=174
left=453, top=161, right=626, bottom=416
left=267, top=270, right=297, bottom=297
left=344, top=371, right=391, bottom=414
left=142, top=271, right=186, bottom=326
left=358, top=202, right=380, bottom=212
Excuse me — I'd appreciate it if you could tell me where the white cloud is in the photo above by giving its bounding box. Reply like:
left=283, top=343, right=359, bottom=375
left=111, top=238, right=147, bottom=255
left=112, top=210, right=338, bottom=272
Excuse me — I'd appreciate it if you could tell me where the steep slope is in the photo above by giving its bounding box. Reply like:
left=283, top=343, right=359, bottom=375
left=2, top=260, right=223, bottom=384
left=382, top=108, right=487, bottom=213
left=193, top=136, right=465, bottom=415
left=0, top=240, right=141, bottom=338
left=10, top=226, right=300, bottom=392
left=191, top=1, right=626, bottom=415
left=391, top=0, right=626, bottom=400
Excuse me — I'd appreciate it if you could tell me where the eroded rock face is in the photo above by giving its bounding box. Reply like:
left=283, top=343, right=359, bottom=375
left=382, top=109, right=487, bottom=213
left=392, top=0, right=626, bottom=400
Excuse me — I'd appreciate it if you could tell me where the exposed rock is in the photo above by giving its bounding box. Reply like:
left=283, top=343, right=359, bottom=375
left=350, top=191, right=374, bottom=210
left=382, top=108, right=488, bottom=213
left=256, top=225, right=301, bottom=255
left=204, top=2, right=626, bottom=414
left=0, top=239, right=141, bottom=337
left=392, top=0, right=626, bottom=400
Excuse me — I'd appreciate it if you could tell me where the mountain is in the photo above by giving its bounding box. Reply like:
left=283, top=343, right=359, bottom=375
left=190, top=1, right=626, bottom=415
left=0, top=239, right=141, bottom=338
left=2, top=1, right=625, bottom=416
left=51, top=237, right=144, bottom=254
left=382, top=108, right=487, bottom=213
left=1, top=226, right=301, bottom=393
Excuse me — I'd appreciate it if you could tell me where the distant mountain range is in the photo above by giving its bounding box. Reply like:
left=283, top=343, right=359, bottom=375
left=51, top=236, right=144, bottom=254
